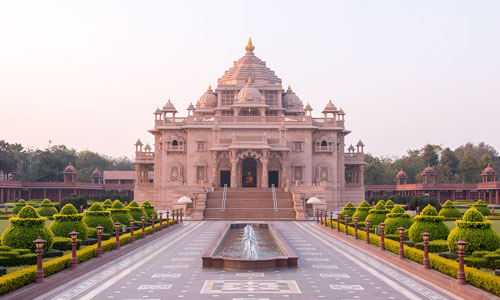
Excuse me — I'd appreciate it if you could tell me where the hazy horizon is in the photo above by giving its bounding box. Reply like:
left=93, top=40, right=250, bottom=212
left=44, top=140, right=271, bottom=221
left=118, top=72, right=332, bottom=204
left=1, top=0, right=499, bottom=159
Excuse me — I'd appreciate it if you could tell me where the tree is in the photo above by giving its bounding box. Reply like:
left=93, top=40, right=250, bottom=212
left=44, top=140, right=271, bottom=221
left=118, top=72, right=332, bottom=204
left=440, top=147, right=459, bottom=172
left=479, top=154, right=492, bottom=169
left=422, top=144, right=440, bottom=166
left=459, top=151, right=480, bottom=183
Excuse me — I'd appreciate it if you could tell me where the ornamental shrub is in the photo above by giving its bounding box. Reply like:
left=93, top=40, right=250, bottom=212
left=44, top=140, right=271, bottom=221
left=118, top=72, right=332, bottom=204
left=108, top=200, right=132, bottom=225
left=438, top=200, right=462, bottom=219
left=52, top=236, right=82, bottom=251
left=49, top=204, right=89, bottom=240
left=127, top=201, right=147, bottom=221
left=12, top=199, right=26, bottom=215
left=1, top=206, right=54, bottom=252
left=384, top=200, right=395, bottom=212
left=472, top=199, right=491, bottom=216
left=102, top=199, right=112, bottom=210
left=447, top=207, right=500, bottom=254
left=339, top=202, right=356, bottom=223
left=141, top=201, right=158, bottom=222
left=37, top=199, right=58, bottom=217
left=408, top=204, right=449, bottom=242
left=366, top=200, right=389, bottom=226
left=83, top=203, right=114, bottom=232
left=384, top=205, right=414, bottom=234
left=414, top=240, right=448, bottom=253
left=353, top=201, right=371, bottom=221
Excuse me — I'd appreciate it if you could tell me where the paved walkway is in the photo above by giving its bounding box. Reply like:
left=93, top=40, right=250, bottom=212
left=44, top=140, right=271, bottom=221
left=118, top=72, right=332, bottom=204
left=35, top=221, right=462, bottom=300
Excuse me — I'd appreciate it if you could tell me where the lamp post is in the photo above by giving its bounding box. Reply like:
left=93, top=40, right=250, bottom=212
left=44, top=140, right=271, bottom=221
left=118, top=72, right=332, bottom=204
left=354, top=217, right=358, bottom=239
left=324, top=211, right=328, bottom=227
left=151, top=214, right=156, bottom=234
left=330, top=212, right=333, bottom=229
left=34, top=237, right=45, bottom=283
left=175, top=210, right=179, bottom=223
left=365, top=219, right=371, bottom=244
left=422, top=232, right=430, bottom=269
left=379, top=223, right=386, bottom=250
left=315, top=209, right=319, bottom=223
left=96, top=225, right=103, bottom=258
left=129, top=219, right=135, bottom=244
left=320, top=210, right=323, bottom=225
left=141, top=216, right=146, bottom=238
left=344, top=215, right=349, bottom=235
left=456, top=240, right=468, bottom=284
left=70, top=230, right=78, bottom=269
left=336, top=214, right=340, bottom=232
left=166, top=211, right=170, bottom=228
left=159, top=212, right=163, bottom=231
left=180, top=209, right=183, bottom=223
left=115, top=222, right=121, bottom=250
left=398, top=226, right=405, bottom=259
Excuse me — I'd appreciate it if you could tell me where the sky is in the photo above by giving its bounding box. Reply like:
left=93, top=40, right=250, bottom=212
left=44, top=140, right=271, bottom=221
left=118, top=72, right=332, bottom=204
left=0, top=0, right=499, bottom=159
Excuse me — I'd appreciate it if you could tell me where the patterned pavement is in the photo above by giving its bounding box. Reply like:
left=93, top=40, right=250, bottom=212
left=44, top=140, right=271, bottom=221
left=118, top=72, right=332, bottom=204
left=34, top=221, right=462, bottom=300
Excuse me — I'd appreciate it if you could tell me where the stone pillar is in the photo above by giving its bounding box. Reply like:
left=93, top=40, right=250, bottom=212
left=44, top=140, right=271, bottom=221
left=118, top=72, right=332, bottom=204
left=58, top=189, right=62, bottom=201
left=281, top=152, right=287, bottom=189
left=211, top=152, right=218, bottom=188
left=230, top=150, right=237, bottom=188
left=261, top=150, right=269, bottom=188
left=496, top=190, right=499, bottom=205
left=0, top=189, right=3, bottom=203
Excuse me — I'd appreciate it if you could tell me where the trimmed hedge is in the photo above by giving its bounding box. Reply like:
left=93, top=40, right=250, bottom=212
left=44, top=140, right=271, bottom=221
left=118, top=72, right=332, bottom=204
left=52, top=236, right=82, bottom=251
left=352, top=201, right=371, bottom=221
left=108, top=200, right=132, bottom=225
left=12, top=199, right=26, bottom=215
left=384, top=199, right=395, bottom=212
left=83, top=203, right=114, bottom=233
left=102, top=199, right=112, bottom=210
left=438, top=200, right=461, bottom=219
left=408, top=205, right=449, bottom=242
left=472, top=199, right=491, bottom=216
left=50, top=204, right=89, bottom=240
left=414, top=240, right=448, bottom=253
left=366, top=201, right=389, bottom=226
left=447, top=207, right=500, bottom=254
left=37, top=199, right=58, bottom=217
left=127, top=201, right=147, bottom=221
left=384, top=205, right=414, bottom=234
left=1, top=206, right=54, bottom=252
left=141, top=201, right=158, bottom=222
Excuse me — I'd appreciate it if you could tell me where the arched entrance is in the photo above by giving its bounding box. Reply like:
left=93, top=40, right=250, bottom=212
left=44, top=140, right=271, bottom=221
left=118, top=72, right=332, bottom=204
left=242, top=157, right=257, bottom=187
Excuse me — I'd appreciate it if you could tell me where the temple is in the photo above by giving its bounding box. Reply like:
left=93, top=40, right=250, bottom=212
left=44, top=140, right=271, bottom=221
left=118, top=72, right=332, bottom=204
left=133, top=38, right=366, bottom=220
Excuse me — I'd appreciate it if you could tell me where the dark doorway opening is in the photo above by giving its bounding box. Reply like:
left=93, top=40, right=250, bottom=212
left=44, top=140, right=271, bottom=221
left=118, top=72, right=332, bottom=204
left=268, top=171, right=279, bottom=187
left=242, top=158, right=257, bottom=187
left=220, top=171, right=230, bottom=187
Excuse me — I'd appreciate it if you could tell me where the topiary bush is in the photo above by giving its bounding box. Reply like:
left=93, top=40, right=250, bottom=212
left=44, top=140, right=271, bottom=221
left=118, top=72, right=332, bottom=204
left=408, top=204, right=450, bottom=242
left=447, top=207, right=500, bottom=254
left=141, top=201, right=158, bottom=222
left=49, top=204, right=89, bottom=240
left=108, top=200, right=132, bottom=225
left=1, top=206, right=54, bottom=252
left=37, top=199, right=58, bottom=217
left=414, top=240, right=448, bottom=253
left=472, top=199, right=491, bottom=216
left=438, top=200, right=462, bottom=219
left=339, top=202, right=356, bottom=223
left=83, top=203, right=114, bottom=233
left=384, top=205, right=414, bottom=234
left=353, top=201, right=371, bottom=221
left=51, top=236, right=82, bottom=251
left=384, top=200, right=395, bottom=212
left=127, top=201, right=147, bottom=221
left=366, top=200, right=389, bottom=226
left=102, top=199, right=112, bottom=210
left=12, top=199, right=26, bottom=215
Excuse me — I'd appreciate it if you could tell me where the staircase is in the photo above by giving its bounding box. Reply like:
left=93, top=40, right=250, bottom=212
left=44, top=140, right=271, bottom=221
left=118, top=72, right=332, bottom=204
left=203, top=188, right=296, bottom=220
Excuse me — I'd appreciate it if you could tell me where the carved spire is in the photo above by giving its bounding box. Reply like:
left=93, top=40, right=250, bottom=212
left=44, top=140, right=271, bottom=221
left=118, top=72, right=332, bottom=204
left=245, top=37, right=255, bottom=52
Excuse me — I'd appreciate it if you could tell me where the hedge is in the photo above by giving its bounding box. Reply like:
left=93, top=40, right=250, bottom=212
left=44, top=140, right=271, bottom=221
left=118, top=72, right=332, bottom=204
left=83, top=203, right=114, bottom=233
left=37, top=199, right=58, bottom=217
left=107, top=200, right=132, bottom=225
left=102, top=199, right=112, bottom=210
left=51, top=236, right=82, bottom=251
left=438, top=200, right=462, bottom=219
left=384, top=199, right=395, bottom=212
left=472, top=200, right=491, bottom=216
left=384, top=205, right=414, bottom=234
left=12, top=199, right=26, bottom=215
left=141, top=201, right=158, bottom=222
left=408, top=205, right=449, bottom=242
left=353, top=201, right=371, bottom=221
left=127, top=201, right=147, bottom=221
left=414, top=240, right=448, bottom=253
left=0, top=218, right=178, bottom=295
left=324, top=218, right=500, bottom=296
left=50, top=204, right=89, bottom=240
left=366, top=201, right=389, bottom=226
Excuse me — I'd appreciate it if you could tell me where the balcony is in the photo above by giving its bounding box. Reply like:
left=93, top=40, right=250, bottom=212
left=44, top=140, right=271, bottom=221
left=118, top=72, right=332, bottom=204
left=135, top=151, right=155, bottom=163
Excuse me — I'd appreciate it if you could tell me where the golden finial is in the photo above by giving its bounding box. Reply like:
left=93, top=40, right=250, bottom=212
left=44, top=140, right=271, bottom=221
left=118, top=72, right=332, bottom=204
left=247, top=77, right=252, bottom=84
left=288, top=84, right=291, bottom=90
left=208, top=84, right=212, bottom=90
left=245, top=37, right=255, bottom=52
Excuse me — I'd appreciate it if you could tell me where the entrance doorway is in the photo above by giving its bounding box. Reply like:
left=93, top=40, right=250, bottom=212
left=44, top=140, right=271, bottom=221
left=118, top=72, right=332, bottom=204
left=268, top=171, right=279, bottom=187
left=220, top=171, right=230, bottom=187
left=242, top=158, right=257, bottom=187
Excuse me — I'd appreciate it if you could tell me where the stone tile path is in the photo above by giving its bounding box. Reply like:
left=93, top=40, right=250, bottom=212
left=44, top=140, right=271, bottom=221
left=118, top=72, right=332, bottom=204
left=35, top=221, right=462, bottom=300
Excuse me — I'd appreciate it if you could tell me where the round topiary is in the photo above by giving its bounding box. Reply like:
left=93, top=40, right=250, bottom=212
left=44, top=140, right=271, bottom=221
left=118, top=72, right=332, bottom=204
left=141, top=201, right=158, bottom=222
left=353, top=201, right=371, bottom=221
left=384, top=200, right=395, bottom=212
left=472, top=199, right=491, bottom=216
left=1, top=206, right=54, bottom=252
left=37, top=198, right=58, bottom=217
left=108, top=200, right=133, bottom=225
left=447, top=207, right=500, bottom=254
left=12, top=199, right=26, bottom=215
left=127, top=200, right=147, bottom=221
left=339, top=202, right=356, bottom=223
left=102, top=199, right=112, bottom=210
left=83, top=203, right=114, bottom=232
left=408, top=204, right=450, bottom=242
left=438, top=200, right=462, bottom=219
left=384, top=205, right=414, bottom=234
left=49, top=204, right=89, bottom=240
left=366, top=201, right=389, bottom=226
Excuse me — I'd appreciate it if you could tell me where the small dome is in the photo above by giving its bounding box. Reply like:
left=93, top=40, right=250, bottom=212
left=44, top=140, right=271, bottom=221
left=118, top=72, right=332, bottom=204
left=237, top=78, right=262, bottom=103
left=135, top=139, right=143, bottom=146
left=482, top=164, right=497, bottom=176
left=347, top=144, right=355, bottom=152
left=304, top=102, right=313, bottom=111
left=396, top=168, right=408, bottom=179
left=282, top=86, right=303, bottom=108
left=162, top=99, right=177, bottom=112
left=338, top=107, right=345, bottom=115
left=198, top=86, right=218, bottom=108
left=63, top=163, right=77, bottom=173
left=322, top=99, right=337, bottom=113
left=154, top=107, right=161, bottom=115
left=356, top=140, right=365, bottom=147
left=91, top=168, right=102, bottom=177
left=422, top=164, right=436, bottom=175
left=187, top=102, right=195, bottom=110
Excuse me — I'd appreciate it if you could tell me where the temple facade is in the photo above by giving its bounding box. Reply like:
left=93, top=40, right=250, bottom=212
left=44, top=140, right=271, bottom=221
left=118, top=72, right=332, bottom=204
left=134, top=39, right=366, bottom=220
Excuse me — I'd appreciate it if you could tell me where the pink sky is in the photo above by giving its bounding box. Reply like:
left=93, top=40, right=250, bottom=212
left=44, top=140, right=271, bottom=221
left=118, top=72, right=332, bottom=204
left=1, top=0, right=499, bottom=159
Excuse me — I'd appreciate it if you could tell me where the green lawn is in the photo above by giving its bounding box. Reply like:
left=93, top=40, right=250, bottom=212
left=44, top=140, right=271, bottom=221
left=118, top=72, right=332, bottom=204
left=0, top=219, right=53, bottom=236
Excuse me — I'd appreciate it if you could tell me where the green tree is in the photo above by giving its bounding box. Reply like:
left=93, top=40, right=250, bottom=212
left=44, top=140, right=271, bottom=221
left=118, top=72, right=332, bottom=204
left=459, top=151, right=480, bottom=183
left=422, top=144, right=440, bottom=166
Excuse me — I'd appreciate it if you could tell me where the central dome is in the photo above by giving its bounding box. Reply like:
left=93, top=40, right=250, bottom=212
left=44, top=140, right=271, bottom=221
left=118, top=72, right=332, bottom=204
left=237, top=78, right=262, bottom=103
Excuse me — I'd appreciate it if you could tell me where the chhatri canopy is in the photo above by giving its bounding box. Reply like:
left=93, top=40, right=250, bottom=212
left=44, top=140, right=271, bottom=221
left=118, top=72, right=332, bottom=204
left=177, top=196, right=192, bottom=204
left=307, top=197, right=321, bottom=204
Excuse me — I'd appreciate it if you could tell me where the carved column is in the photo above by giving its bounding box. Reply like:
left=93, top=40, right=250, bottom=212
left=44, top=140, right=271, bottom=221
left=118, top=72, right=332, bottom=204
left=230, top=149, right=237, bottom=188
left=281, top=152, right=288, bottom=188
left=211, top=151, right=218, bottom=187
left=261, top=150, right=269, bottom=188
